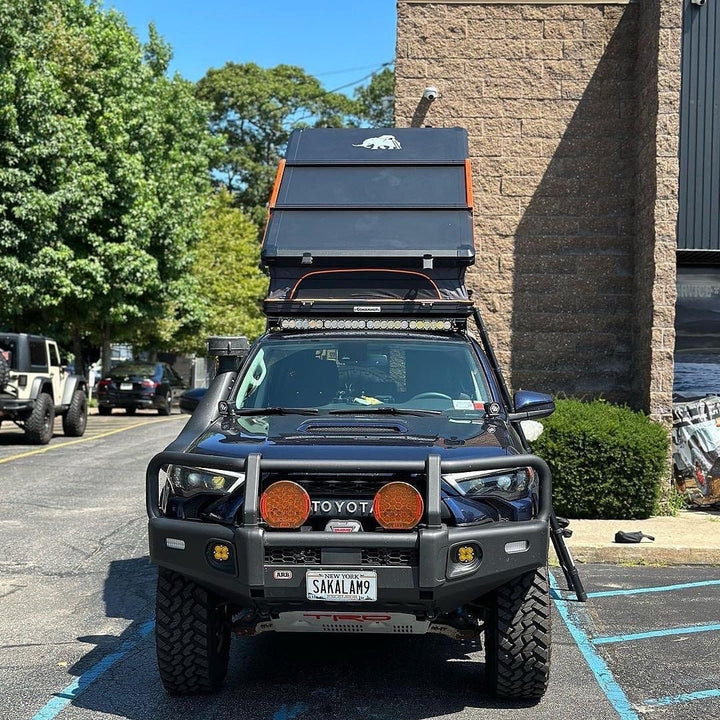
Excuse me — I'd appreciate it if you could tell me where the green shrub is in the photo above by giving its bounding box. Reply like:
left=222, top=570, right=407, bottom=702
left=531, top=398, right=669, bottom=519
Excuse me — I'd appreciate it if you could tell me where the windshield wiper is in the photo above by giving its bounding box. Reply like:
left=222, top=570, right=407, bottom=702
left=233, top=407, right=319, bottom=416
left=329, top=407, right=442, bottom=417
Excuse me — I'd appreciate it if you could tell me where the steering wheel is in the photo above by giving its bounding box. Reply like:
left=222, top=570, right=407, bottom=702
left=408, top=392, right=452, bottom=400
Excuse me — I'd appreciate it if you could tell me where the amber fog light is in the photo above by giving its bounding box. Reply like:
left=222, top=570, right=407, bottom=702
left=260, top=480, right=311, bottom=529
left=373, top=482, right=424, bottom=530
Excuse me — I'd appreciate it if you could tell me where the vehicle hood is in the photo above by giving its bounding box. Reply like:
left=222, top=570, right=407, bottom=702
left=187, top=412, right=519, bottom=463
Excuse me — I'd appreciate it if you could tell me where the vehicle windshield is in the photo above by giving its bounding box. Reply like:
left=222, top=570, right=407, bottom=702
left=234, top=336, right=492, bottom=414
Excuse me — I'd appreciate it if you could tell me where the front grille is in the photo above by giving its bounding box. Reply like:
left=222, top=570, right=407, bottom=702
left=265, top=548, right=321, bottom=565
left=288, top=477, right=389, bottom=496
left=265, top=547, right=417, bottom=567
left=362, top=549, right=418, bottom=566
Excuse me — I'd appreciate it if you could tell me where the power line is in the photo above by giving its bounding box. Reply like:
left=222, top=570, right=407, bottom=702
left=314, top=61, right=394, bottom=78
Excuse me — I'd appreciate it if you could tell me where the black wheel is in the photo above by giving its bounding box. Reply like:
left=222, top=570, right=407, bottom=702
left=26, top=393, right=55, bottom=445
left=484, top=567, right=551, bottom=701
left=158, top=390, right=172, bottom=416
left=155, top=567, right=231, bottom=695
left=62, top=389, right=87, bottom=437
left=125, top=406, right=137, bottom=416
left=98, top=405, right=112, bottom=416
left=0, top=352, right=9, bottom=390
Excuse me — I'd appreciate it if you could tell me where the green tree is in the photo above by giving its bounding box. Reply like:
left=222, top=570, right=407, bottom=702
left=353, top=66, right=395, bottom=127
left=184, top=191, right=266, bottom=352
left=0, top=0, right=214, bottom=371
left=196, top=62, right=357, bottom=226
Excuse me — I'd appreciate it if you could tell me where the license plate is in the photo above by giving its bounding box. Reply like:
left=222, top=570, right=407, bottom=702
left=120, top=383, right=133, bottom=390
left=306, top=570, right=377, bottom=602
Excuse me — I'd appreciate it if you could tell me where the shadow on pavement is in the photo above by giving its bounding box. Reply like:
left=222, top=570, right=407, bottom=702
left=62, top=558, right=538, bottom=719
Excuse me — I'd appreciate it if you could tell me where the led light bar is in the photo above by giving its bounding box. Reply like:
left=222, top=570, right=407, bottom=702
left=277, top=317, right=457, bottom=331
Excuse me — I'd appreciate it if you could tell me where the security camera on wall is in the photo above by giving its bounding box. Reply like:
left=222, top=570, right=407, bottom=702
left=423, top=87, right=439, bottom=102
left=691, top=0, right=706, bottom=6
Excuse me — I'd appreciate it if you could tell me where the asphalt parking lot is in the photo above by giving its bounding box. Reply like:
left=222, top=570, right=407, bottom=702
left=1, top=413, right=719, bottom=720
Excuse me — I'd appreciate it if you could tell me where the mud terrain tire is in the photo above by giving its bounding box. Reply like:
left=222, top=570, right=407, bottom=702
left=0, top=352, right=9, bottom=390
left=484, top=566, right=551, bottom=701
left=26, top=393, right=55, bottom=445
left=155, top=567, right=231, bottom=695
left=62, top=389, right=87, bottom=437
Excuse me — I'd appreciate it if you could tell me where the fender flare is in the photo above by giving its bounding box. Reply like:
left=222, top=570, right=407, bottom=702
left=61, top=375, right=88, bottom=406
left=30, top=376, right=53, bottom=400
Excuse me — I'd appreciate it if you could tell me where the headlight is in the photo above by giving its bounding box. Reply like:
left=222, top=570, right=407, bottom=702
left=443, top=467, right=535, bottom=500
left=163, top=465, right=245, bottom=497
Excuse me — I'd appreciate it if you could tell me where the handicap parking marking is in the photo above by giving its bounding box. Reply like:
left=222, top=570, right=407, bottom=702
left=549, top=572, right=639, bottom=719
left=592, top=622, right=720, bottom=645
left=30, top=621, right=155, bottom=720
left=552, top=570, right=720, bottom=719
left=586, top=578, right=720, bottom=599
left=643, top=688, right=720, bottom=708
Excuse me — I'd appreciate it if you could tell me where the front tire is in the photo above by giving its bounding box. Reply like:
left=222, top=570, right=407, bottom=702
left=484, top=567, right=551, bottom=701
left=158, top=390, right=172, bottom=416
left=62, top=389, right=87, bottom=437
left=26, top=393, right=55, bottom=445
left=155, top=568, right=231, bottom=695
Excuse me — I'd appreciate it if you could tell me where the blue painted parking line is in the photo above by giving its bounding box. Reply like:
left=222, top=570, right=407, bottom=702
left=587, top=579, right=720, bottom=599
left=31, top=620, right=155, bottom=720
left=643, top=689, right=720, bottom=707
left=593, top=623, right=720, bottom=645
left=644, top=689, right=720, bottom=707
left=549, top=573, right=639, bottom=720
left=273, top=703, right=308, bottom=720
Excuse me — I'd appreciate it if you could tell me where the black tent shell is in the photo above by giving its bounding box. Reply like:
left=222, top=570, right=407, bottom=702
left=262, top=127, right=475, bottom=316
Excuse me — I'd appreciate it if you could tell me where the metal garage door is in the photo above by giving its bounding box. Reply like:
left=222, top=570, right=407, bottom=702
left=679, top=0, right=720, bottom=252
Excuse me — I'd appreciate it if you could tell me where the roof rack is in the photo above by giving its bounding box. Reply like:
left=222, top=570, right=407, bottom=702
left=261, top=127, right=475, bottom=319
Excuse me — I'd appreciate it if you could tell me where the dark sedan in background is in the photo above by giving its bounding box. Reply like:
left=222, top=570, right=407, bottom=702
left=95, top=362, right=185, bottom=415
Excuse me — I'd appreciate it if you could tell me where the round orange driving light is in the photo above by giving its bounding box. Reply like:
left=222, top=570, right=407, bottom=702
left=373, top=482, right=424, bottom=530
left=260, top=480, right=311, bottom=529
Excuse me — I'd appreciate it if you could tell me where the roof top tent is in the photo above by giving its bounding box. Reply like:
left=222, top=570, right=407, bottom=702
left=262, top=127, right=475, bottom=320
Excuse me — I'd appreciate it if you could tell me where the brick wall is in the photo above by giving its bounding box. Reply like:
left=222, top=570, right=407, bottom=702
left=395, top=1, right=681, bottom=417
left=632, top=0, right=681, bottom=422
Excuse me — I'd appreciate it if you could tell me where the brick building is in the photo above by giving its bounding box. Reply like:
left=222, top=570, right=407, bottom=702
left=395, top=0, right=685, bottom=421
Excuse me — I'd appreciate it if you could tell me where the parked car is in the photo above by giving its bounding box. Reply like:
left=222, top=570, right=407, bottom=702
left=0, top=333, right=88, bottom=444
left=96, top=362, right=185, bottom=416
left=178, top=387, right=207, bottom=415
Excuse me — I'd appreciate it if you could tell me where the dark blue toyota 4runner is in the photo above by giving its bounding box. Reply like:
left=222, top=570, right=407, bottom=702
left=146, top=128, right=571, bottom=701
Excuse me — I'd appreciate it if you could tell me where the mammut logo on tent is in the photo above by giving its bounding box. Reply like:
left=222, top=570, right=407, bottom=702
left=353, top=134, right=401, bottom=150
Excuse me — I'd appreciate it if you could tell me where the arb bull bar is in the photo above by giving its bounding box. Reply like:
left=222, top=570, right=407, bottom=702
left=146, top=451, right=553, bottom=611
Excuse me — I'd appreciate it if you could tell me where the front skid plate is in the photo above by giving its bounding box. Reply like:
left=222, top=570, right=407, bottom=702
left=241, top=611, right=475, bottom=640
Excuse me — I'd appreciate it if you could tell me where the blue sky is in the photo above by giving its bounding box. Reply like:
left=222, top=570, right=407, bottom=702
left=105, top=0, right=397, bottom=94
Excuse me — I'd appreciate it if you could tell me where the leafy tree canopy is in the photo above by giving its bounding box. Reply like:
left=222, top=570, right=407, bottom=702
left=195, top=62, right=394, bottom=226
left=183, top=190, right=266, bottom=354
left=353, top=66, right=395, bottom=127
left=0, top=0, right=215, bottom=368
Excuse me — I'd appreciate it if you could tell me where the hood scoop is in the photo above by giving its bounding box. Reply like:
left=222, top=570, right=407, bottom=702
left=298, top=419, right=407, bottom=435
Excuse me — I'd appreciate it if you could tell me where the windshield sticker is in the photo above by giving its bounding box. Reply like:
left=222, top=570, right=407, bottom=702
left=353, top=134, right=401, bottom=150
left=453, top=399, right=475, bottom=410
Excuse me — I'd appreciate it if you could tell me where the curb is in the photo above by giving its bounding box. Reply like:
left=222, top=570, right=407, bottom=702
left=553, top=545, right=720, bottom=566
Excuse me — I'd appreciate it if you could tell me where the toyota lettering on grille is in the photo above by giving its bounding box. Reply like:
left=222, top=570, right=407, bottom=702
left=311, top=499, right=372, bottom=517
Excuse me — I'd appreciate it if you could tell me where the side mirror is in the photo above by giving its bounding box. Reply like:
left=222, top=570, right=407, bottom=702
left=507, top=390, right=555, bottom=421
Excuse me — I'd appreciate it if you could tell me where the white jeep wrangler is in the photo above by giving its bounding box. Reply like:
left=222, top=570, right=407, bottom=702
left=0, top=333, right=88, bottom=444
